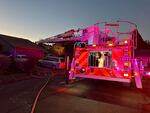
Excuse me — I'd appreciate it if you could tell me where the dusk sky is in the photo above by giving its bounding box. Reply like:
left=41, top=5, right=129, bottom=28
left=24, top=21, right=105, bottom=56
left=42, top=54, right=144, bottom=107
left=0, top=0, right=150, bottom=41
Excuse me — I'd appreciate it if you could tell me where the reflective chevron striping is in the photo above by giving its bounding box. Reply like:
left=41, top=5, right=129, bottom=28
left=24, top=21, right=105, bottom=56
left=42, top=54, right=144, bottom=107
left=78, top=52, right=88, bottom=64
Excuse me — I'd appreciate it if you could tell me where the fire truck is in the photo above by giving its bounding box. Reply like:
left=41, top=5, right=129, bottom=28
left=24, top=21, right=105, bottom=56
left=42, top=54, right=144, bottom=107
left=68, top=20, right=145, bottom=89
left=38, top=20, right=150, bottom=89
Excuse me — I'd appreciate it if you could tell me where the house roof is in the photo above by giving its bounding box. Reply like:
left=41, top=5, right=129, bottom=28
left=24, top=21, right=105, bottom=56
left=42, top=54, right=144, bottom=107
left=135, top=49, right=150, bottom=57
left=133, top=30, right=150, bottom=56
left=134, top=30, right=150, bottom=49
left=0, top=34, right=41, bottom=49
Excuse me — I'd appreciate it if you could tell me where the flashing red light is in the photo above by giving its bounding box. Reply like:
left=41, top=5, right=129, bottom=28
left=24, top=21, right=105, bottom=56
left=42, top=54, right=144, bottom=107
left=124, top=40, right=128, bottom=44
left=60, top=63, right=65, bottom=69
left=92, top=44, right=96, bottom=47
left=124, top=73, right=129, bottom=77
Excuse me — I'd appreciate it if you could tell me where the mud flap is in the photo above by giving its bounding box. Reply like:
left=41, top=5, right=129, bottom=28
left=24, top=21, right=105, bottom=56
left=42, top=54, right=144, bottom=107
left=65, top=71, right=69, bottom=84
left=135, top=74, right=142, bottom=89
left=134, top=59, right=143, bottom=89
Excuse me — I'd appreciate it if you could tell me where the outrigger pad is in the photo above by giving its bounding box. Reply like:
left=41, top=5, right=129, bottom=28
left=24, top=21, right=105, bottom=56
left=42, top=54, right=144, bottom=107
left=135, top=75, right=143, bottom=89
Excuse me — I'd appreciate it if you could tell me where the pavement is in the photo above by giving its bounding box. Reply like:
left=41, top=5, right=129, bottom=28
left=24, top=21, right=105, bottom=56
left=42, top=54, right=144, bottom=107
left=34, top=84, right=150, bottom=113
left=0, top=76, right=48, bottom=113
left=0, top=66, right=50, bottom=85
left=0, top=73, right=32, bottom=85
left=1, top=70, right=150, bottom=113
left=33, top=71, right=150, bottom=113
left=34, top=93, right=140, bottom=113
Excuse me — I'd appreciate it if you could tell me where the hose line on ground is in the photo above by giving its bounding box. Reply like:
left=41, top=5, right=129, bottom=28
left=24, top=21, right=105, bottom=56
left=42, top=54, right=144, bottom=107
left=30, top=71, right=53, bottom=113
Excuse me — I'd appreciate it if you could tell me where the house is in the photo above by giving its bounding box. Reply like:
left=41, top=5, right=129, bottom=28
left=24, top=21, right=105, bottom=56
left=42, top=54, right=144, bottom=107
left=0, top=34, right=44, bottom=58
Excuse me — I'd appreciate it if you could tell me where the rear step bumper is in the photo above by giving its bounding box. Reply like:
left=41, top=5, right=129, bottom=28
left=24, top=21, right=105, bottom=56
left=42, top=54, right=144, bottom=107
left=74, top=74, right=131, bottom=83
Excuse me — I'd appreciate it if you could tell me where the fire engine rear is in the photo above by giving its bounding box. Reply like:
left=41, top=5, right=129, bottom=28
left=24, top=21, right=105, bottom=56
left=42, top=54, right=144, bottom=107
left=69, top=20, right=143, bottom=89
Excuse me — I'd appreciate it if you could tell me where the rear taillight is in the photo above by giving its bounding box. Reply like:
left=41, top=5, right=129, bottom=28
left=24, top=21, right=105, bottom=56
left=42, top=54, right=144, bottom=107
left=123, top=73, right=129, bottom=77
left=60, top=62, right=65, bottom=69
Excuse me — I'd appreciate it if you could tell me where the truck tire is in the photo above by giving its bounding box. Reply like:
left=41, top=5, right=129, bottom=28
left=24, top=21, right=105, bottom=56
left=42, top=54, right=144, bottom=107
left=65, top=71, right=70, bottom=84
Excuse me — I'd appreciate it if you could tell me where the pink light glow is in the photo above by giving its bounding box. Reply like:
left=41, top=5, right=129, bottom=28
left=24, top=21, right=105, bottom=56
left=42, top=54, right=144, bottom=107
left=134, top=72, right=138, bottom=76
left=116, top=67, right=120, bottom=70
left=146, top=72, right=150, bottom=76
left=104, top=28, right=110, bottom=34
left=92, top=44, right=96, bottom=47
left=69, top=71, right=71, bottom=74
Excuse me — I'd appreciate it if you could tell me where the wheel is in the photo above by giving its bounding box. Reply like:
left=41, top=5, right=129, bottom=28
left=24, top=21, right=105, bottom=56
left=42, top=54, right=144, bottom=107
left=65, top=71, right=76, bottom=84
left=65, top=72, right=70, bottom=84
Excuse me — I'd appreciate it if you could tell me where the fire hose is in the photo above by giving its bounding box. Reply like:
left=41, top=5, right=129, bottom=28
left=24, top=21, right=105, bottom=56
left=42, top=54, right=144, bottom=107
left=30, top=71, right=54, bottom=113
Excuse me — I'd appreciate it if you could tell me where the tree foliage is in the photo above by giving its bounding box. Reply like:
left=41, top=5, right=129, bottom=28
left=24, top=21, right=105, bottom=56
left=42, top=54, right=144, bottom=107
left=52, top=44, right=65, bottom=56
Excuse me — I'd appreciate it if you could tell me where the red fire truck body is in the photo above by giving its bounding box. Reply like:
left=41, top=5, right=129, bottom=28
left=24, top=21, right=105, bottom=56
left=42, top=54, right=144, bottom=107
left=38, top=20, right=148, bottom=89
left=69, top=21, right=143, bottom=89
left=73, top=45, right=132, bottom=82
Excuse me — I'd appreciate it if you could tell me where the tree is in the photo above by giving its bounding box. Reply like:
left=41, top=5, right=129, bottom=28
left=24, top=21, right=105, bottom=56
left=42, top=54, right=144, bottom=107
left=53, top=44, right=65, bottom=56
